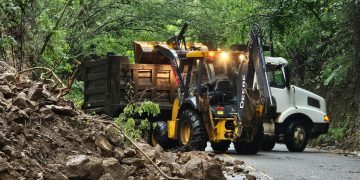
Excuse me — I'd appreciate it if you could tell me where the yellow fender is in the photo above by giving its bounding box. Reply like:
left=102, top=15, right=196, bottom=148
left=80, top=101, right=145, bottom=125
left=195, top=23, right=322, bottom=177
left=167, top=98, right=179, bottom=139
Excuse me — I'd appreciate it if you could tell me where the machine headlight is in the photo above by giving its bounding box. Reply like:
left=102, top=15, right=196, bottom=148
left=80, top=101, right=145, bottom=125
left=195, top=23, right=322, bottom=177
left=239, top=54, right=246, bottom=62
left=220, top=52, right=229, bottom=61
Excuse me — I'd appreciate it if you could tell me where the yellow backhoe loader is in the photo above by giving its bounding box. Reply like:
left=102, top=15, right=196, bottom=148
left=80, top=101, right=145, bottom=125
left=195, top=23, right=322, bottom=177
left=135, top=23, right=276, bottom=154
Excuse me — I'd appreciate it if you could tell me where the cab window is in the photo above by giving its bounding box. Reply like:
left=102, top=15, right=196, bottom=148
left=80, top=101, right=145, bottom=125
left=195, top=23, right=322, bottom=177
left=266, top=64, right=286, bottom=88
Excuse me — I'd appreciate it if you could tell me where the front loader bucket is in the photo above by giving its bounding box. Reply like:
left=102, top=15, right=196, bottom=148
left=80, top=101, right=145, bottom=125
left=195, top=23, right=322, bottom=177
left=134, top=41, right=171, bottom=64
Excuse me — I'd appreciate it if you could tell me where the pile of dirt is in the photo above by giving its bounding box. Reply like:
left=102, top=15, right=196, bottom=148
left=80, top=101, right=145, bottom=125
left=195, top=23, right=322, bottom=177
left=0, top=61, right=229, bottom=180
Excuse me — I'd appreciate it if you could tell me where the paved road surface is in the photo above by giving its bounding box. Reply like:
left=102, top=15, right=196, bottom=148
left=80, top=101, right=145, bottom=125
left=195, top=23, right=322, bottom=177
left=206, top=143, right=360, bottom=180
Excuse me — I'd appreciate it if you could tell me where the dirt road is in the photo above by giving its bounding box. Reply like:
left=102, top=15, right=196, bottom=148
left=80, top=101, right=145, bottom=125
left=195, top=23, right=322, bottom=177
left=206, top=143, right=360, bottom=180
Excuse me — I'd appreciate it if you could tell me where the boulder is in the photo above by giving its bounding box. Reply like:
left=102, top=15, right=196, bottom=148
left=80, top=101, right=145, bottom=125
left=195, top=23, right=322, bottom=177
left=27, top=83, right=43, bottom=101
left=95, top=136, right=113, bottom=153
left=233, top=165, right=244, bottom=173
left=246, top=174, right=256, bottom=180
left=234, top=159, right=244, bottom=166
left=64, top=155, right=89, bottom=178
left=203, top=164, right=226, bottom=180
left=2, top=73, right=16, bottom=83
left=122, top=157, right=145, bottom=167
left=98, top=173, right=113, bottom=180
left=12, top=97, right=36, bottom=109
left=102, top=158, right=128, bottom=180
left=124, top=148, right=136, bottom=157
left=0, top=85, right=12, bottom=96
left=0, top=157, right=9, bottom=172
left=105, top=124, right=124, bottom=147
left=6, top=108, right=29, bottom=123
left=84, top=156, right=103, bottom=180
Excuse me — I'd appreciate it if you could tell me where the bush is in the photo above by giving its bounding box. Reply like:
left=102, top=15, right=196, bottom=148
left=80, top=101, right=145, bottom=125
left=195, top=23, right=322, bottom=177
left=115, top=101, right=160, bottom=139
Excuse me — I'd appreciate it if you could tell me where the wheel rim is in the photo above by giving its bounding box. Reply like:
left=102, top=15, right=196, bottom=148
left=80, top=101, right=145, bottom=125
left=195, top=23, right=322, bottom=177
left=180, top=121, right=191, bottom=145
left=294, top=126, right=305, bottom=145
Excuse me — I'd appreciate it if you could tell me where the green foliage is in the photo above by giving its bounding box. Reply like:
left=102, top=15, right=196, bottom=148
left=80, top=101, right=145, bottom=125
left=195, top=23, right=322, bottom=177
left=63, top=81, right=84, bottom=107
left=115, top=101, right=160, bottom=139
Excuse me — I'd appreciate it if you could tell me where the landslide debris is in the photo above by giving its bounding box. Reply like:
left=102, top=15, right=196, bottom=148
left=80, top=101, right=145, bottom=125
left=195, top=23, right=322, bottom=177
left=0, top=61, right=229, bottom=180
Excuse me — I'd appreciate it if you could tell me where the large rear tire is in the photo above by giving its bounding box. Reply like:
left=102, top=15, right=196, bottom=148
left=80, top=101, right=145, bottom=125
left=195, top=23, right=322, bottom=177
left=261, top=136, right=276, bottom=151
left=178, top=109, right=208, bottom=151
left=234, top=125, right=263, bottom=154
left=211, top=141, right=231, bottom=153
left=284, top=120, right=309, bottom=152
left=149, top=121, right=177, bottom=150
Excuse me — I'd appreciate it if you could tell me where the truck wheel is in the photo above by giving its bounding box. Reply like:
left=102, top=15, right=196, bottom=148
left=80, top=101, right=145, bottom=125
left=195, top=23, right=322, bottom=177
left=284, top=120, right=309, bottom=152
left=211, top=141, right=231, bottom=153
left=261, top=136, right=276, bottom=151
left=234, top=126, right=263, bottom=154
left=178, top=109, right=208, bottom=151
left=150, top=121, right=177, bottom=150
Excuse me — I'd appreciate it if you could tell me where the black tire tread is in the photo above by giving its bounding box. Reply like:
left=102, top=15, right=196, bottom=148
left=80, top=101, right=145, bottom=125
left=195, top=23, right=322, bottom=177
left=178, top=109, right=208, bottom=151
left=152, top=121, right=177, bottom=150
left=211, top=141, right=231, bottom=153
left=284, top=120, right=309, bottom=152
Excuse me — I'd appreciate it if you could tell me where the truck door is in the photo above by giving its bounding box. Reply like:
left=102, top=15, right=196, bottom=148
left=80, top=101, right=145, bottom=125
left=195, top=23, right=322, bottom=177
left=266, top=64, right=290, bottom=113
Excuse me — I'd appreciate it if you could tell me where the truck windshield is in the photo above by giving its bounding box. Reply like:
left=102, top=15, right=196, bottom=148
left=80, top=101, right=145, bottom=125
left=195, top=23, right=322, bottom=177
left=266, top=64, right=286, bottom=88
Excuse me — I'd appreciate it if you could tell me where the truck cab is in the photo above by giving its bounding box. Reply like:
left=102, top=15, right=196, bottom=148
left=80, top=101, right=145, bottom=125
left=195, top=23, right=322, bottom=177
left=262, top=57, right=329, bottom=152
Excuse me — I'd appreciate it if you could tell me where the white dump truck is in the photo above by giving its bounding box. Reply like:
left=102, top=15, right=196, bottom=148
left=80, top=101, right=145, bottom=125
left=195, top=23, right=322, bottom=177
left=262, top=57, right=329, bottom=152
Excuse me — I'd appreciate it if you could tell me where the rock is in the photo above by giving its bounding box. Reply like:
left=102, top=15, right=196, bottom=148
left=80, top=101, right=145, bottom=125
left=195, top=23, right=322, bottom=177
left=0, top=85, right=12, bottom=96
left=64, top=155, right=89, bottom=178
left=27, top=83, right=43, bottom=101
left=39, top=107, right=55, bottom=120
left=146, top=174, right=160, bottom=180
left=233, top=165, right=243, bottom=173
left=113, top=148, right=125, bottom=161
left=0, top=132, right=11, bottom=148
left=45, top=172, right=68, bottom=180
left=124, top=148, right=136, bottom=157
left=226, top=169, right=234, bottom=176
left=6, top=108, right=29, bottom=123
left=122, top=157, right=145, bottom=167
left=160, top=166, right=171, bottom=175
left=84, top=156, right=103, bottom=180
left=12, top=97, right=36, bottom=109
left=17, top=92, right=26, bottom=98
left=234, top=160, right=244, bottom=166
left=2, top=73, right=16, bottom=83
left=224, top=161, right=234, bottom=166
left=45, top=105, right=78, bottom=117
left=3, top=145, right=20, bottom=158
left=95, top=136, right=113, bottom=153
left=98, top=173, right=114, bottom=180
left=0, top=61, right=16, bottom=73
left=105, top=124, right=123, bottom=147
left=204, top=164, right=226, bottom=180
left=246, top=174, right=256, bottom=180
left=102, top=158, right=128, bottom=180
left=0, top=157, right=9, bottom=172
left=135, top=142, right=157, bottom=161
left=166, top=162, right=181, bottom=176
left=177, top=153, right=191, bottom=164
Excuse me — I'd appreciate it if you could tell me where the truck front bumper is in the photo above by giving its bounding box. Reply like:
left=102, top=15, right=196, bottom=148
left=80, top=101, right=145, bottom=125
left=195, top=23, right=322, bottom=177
left=311, top=123, right=329, bottom=138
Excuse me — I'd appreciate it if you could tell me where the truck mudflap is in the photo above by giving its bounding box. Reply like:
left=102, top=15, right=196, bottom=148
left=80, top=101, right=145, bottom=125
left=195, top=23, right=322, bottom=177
left=311, top=123, right=329, bottom=138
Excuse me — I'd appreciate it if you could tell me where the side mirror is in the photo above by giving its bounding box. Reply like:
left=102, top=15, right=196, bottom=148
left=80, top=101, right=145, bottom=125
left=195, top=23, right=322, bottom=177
left=284, top=66, right=291, bottom=89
